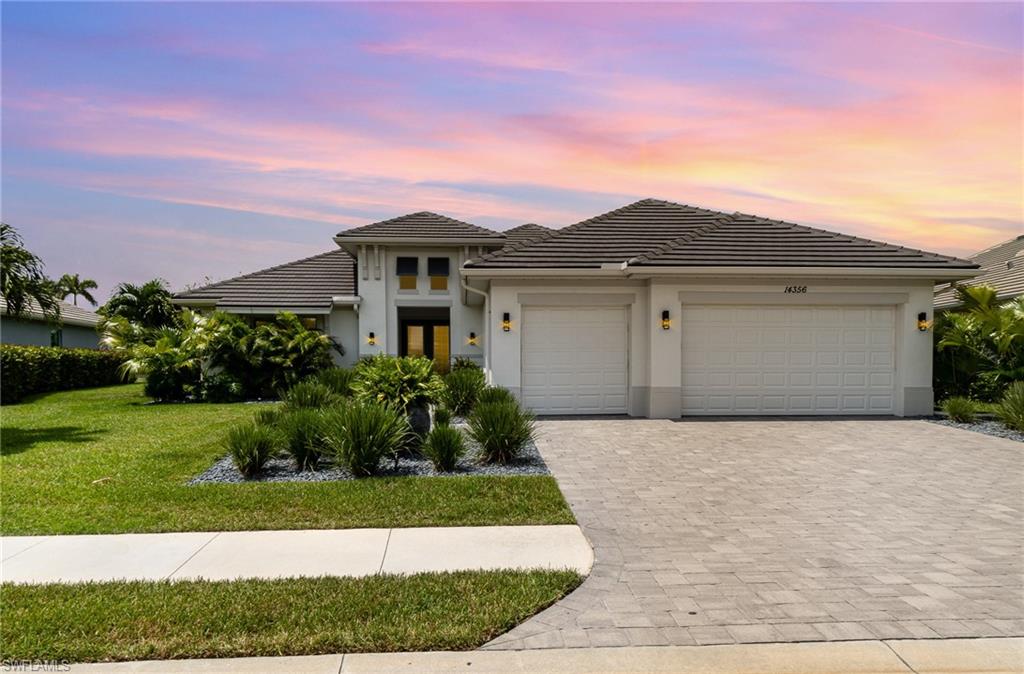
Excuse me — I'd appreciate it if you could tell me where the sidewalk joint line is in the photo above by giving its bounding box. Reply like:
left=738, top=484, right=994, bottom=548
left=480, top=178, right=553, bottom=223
left=165, top=532, right=221, bottom=580
left=1, top=537, right=50, bottom=563
left=337, top=653, right=345, bottom=674
left=377, top=529, right=393, bottom=575
left=882, top=640, right=920, bottom=674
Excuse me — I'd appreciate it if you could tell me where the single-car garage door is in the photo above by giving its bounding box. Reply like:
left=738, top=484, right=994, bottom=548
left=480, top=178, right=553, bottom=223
left=522, top=306, right=628, bottom=414
left=681, top=305, right=895, bottom=415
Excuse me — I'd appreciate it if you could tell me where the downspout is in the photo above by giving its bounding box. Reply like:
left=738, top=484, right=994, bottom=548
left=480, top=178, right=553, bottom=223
left=461, top=278, right=491, bottom=382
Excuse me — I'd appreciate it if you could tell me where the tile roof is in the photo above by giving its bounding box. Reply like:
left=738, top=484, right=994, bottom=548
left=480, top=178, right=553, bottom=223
left=502, top=223, right=556, bottom=246
left=934, top=235, right=1024, bottom=309
left=174, top=249, right=356, bottom=309
left=336, top=211, right=505, bottom=241
left=0, top=297, right=101, bottom=327
left=467, top=199, right=977, bottom=271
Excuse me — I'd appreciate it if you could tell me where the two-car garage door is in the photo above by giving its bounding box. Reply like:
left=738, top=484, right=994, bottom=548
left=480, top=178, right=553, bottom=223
left=680, top=305, right=896, bottom=415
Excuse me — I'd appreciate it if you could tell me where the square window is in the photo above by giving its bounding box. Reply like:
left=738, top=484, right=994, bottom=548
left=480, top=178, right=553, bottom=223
left=427, top=257, right=450, bottom=277
left=399, top=275, right=417, bottom=291
left=430, top=276, right=448, bottom=291
left=396, top=256, right=418, bottom=276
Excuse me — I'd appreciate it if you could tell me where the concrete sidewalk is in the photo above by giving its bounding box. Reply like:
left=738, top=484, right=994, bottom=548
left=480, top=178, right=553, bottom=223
left=67, top=639, right=1024, bottom=673
left=1, top=525, right=592, bottom=584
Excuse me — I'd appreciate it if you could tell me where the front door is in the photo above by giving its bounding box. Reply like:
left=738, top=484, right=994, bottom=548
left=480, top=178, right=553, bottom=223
left=401, top=320, right=450, bottom=369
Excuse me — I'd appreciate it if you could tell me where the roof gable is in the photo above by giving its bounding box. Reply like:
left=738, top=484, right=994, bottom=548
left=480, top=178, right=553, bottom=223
left=336, top=211, right=505, bottom=242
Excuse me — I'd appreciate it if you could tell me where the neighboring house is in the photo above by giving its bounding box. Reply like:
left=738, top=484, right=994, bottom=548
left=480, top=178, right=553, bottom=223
left=0, top=297, right=102, bottom=348
left=933, top=234, right=1024, bottom=310
left=175, top=199, right=977, bottom=418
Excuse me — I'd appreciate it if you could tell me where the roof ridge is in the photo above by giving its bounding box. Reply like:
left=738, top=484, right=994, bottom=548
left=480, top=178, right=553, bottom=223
left=969, top=233, right=1024, bottom=260
left=337, top=210, right=503, bottom=238
left=626, top=213, right=739, bottom=266
left=176, top=248, right=352, bottom=297
left=468, top=226, right=561, bottom=264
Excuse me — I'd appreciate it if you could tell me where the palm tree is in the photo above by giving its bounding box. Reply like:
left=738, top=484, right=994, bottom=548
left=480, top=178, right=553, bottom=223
left=0, top=223, right=60, bottom=321
left=100, top=279, right=177, bottom=329
left=57, top=273, right=99, bottom=306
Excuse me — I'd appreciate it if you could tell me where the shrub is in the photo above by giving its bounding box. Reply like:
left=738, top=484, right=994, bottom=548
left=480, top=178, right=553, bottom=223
left=321, top=401, right=409, bottom=476
left=0, top=345, right=132, bottom=404
left=314, top=367, right=356, bottom=397
left=197, top=372, right=245, bottom=403
left=996, top=381, right=1024, bottom=432
left=277, top=408, right=328, bottom=471
left=421, top=424, right=467, bottom=472
left=467, top=400, right=535, bottom=464
left=352, top=355, right=443, bottom=411
left=433, top=406, right=453, bottom=426
left=225, top=422, right=279, bottom=478
left=282, top=380, right=339, bottom=409
left=442, top=367, right=486, bottom=416
left=477, top=386, right=516, bottom=406
left=940, top=397, right=976, bottom=423
left=252, top=405, right=283, bottom=427
left=451, top=357, right=481, bottom=371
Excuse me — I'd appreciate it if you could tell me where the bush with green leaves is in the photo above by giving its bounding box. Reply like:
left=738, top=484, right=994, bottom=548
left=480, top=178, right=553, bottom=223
left=252, top=405, right=283, bottom=427
left=451, top=357, right=481, bottom=371
left=442, top=367, right=486, bottom=416
left=321, top=401, right=409, bottom=476
left=196, top=372, right=245, bottom=404
left=225, top=422, right=280, bottom=478
left=277, top=407, right=329, bottom=471
left=352, top=355, right=444, bottom=411
left=940, top=397, right=976, bottom=423
left=467, top=400, right=536, bottom=464
left=433, top=406, right=453, bottom=426
left=0, top=345, right=131, bottom=404
left=314, top=367, right=356, bottom=397
left=422, top=424, right=467, bottom=472
left=477, top=386, right=516, bottom=407
left=996, top=381, right=1024, bottom=432
left=282, top=380, right=339, bottom=409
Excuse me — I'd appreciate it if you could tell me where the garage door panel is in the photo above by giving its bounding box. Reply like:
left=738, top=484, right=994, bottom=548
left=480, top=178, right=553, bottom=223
left=522, top=307, right=628, bottom=415
left=682, top=305, right=895, bottom=415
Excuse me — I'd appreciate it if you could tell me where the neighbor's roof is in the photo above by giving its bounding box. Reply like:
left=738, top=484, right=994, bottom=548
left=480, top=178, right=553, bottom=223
left=934, top=235, right=1024, bottom=310
left=335, top=211, right=506, bottom=242
left=0, top=296, right=101, bottom=327
left=466, top=199, right=978, bottom=271
left=502, top=223, right=555, bottom=246
left=174, top=249, right=356, bottom=309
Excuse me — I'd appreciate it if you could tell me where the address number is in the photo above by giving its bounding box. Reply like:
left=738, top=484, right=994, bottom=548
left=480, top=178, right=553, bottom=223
left=784, top=285, right=808, bottom=294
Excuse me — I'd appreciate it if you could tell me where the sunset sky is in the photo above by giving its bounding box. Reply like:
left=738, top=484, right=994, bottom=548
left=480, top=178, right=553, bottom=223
left=3, top=2, right=1021, bottom=299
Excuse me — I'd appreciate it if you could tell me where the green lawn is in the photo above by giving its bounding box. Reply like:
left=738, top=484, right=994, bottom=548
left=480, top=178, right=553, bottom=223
left=2, top=570, right=582, bottom=662
left=0, top=385, right=574, bottom=534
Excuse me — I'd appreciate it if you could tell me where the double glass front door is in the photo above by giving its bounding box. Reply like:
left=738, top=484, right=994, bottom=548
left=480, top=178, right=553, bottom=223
left=402, top=321, right=450, bottom=369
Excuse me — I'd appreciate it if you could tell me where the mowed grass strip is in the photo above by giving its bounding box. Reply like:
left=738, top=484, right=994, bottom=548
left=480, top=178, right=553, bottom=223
left=0, top=385, right=574, bottom=535
left=2, top=570, right=583, bottom=663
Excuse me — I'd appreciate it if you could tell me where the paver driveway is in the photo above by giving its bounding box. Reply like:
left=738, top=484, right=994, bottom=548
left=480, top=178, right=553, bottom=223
left=486, top=418, right=1024, bottom=650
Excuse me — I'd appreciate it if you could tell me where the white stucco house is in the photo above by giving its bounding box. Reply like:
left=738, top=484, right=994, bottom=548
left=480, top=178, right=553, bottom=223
left=175, top=199, right=978, bottom=418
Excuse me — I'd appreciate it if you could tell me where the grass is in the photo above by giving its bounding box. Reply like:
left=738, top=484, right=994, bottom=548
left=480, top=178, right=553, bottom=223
left=1, top=570, right=583, bottom=663
left=0, top=385, right=574, bottom=535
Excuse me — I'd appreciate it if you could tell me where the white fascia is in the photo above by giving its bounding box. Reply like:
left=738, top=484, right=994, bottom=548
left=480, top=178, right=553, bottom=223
left=624, top=266, right=979, bottom=281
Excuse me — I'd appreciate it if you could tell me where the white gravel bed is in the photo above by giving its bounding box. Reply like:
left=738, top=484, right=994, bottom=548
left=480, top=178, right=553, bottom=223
left=927, top=418, right=1024, bottom=443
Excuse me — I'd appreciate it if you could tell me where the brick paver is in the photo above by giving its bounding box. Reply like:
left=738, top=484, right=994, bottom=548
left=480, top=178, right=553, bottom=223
left=485, top=418, right=1023, bottom=649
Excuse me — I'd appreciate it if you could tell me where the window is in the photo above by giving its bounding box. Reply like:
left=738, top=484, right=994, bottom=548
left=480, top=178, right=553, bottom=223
left=299, top=316, right=323, bottom=331
left=49, top=329, right=63, bottom=347
left=397, top=256, right=418, bottom=291
left=428, top=257, right=449, bottom=292
left=399, top=275, right=417, bottom=290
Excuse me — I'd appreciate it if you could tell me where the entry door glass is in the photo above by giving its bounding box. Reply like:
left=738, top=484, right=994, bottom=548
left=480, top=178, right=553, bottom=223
left=406, top=325, right=425, bottom=357
left=432, top=325, right=450, bottom=369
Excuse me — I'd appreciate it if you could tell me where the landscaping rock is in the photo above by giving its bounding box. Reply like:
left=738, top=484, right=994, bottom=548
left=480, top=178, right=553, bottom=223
left=926, top=418, right=1024, bottom=443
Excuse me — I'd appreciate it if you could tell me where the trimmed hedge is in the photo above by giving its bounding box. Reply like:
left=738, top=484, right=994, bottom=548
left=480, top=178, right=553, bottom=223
left=0, top=345, right=132, bottom=404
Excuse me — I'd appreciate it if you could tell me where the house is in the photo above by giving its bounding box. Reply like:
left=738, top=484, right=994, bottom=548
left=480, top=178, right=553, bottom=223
left=175, top=199, right=978, bottom=418
left=933, top=235, right=1024, bottom=310
left=0, top=297, right=102, bottom=348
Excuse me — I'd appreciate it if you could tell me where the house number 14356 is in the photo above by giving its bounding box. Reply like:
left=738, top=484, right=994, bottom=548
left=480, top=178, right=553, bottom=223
left=784, top=285, right=807, bottom=293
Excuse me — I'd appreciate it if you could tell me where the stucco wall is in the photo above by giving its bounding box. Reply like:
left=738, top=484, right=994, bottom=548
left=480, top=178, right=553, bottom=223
left=0, top=317, right=99, bottom=349
left=327, top=307, right=359, bottom=367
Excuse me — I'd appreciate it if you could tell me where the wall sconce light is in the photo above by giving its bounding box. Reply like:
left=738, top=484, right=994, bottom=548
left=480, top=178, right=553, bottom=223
left=502, top=312, right=511, bottom=332
left=468, top=331, right=478, bottom=346
left=367, top=331, right=376, bottom=345
left=917, top=312, right=930, bottom=332
left=661, top=310, right=671, bottom=330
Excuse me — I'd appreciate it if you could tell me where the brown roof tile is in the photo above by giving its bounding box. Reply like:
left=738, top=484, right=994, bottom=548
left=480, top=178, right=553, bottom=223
left=336, top=211, right=505, bottom=241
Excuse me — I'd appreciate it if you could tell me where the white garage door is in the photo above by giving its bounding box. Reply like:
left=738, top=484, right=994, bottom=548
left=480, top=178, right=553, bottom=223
left=681, top=305, right=895, bottom=415
left=522, top=307, right=628, bottom=414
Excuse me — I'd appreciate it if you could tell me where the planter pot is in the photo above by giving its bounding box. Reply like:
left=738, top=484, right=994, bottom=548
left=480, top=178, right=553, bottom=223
left=407, top=402, right=431, bottom=439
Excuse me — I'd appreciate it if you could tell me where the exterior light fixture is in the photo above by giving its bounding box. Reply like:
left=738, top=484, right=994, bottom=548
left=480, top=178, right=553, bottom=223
left=917, top=312, right=930, bottom=332
left=367, top=331, right=376, bottom=345
left=502, top=313, right=511, bottom=332
left=661, top=310, right=671, bottom=330
left=468, top=331, right=479, bottom=346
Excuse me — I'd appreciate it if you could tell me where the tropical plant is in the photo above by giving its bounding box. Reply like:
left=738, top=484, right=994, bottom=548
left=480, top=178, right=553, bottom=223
left=281, top=380, right=339, bottom=409
left=321, top=401, right=409, bottom=476
left=56, top=273, right=99, bottom=307
left=433, top=405, right=453, bottom=426
left=936, top=285, right=1024, bottom=401
left=0, top=223, right=60, bottom=322
left=996, top=381, right=1024, bottom=432
left=225, top=422, right=280, bottom=478
left=451, top=357, right=482, bottom=371
left=467, top=400, right=535, bottom=464
left=196, top=372, right=245, bottom=403
left=277, top=407, right=329, bottom=471
left=253, top=405, right=283, bottom=428
left=940, top=397, right=976, bottom=423
left=477, top=386, right=516, bottom=406
left=313, top=367, right=356, bottom=397
left=352, top=355, right=444, bottom=411
left=100, top=279, right=177, bottom=329
left=441, top=367, right=486, bottom=416
left=421, top=424, right=467, bottom=472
